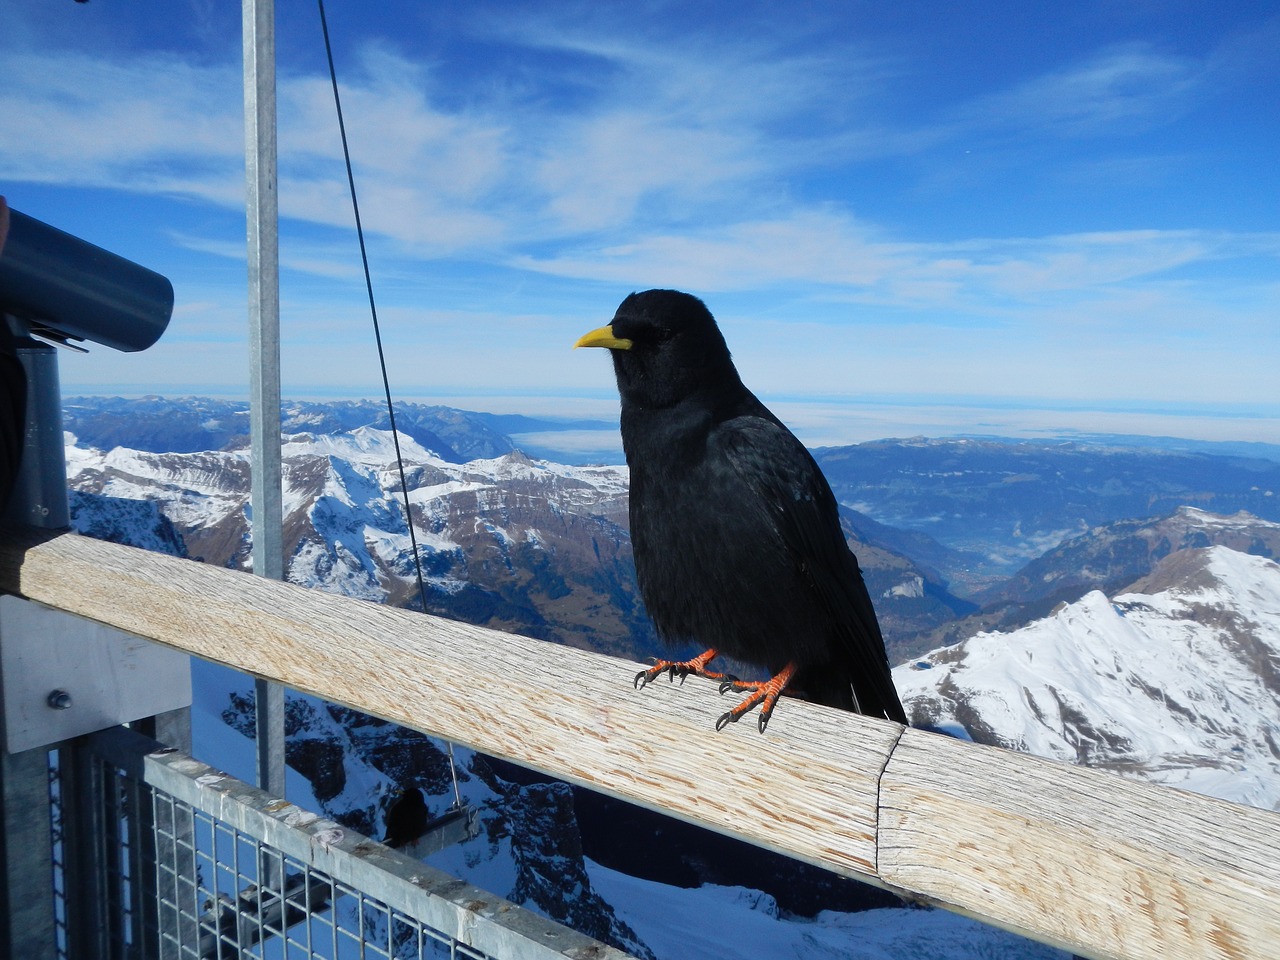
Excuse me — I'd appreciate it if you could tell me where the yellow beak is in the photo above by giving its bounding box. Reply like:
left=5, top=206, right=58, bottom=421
left=574, top=324, right=633, bottom=351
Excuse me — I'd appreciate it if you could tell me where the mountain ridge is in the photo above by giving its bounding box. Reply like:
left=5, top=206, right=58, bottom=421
left=897, top=542, right=1280, bottom=809
left=814, top=435, right=1280, bottom=593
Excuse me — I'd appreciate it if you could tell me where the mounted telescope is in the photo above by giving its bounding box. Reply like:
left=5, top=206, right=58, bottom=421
left=0, top=200, right=175, bottom=526
left=0, top=203, right=173, bottom=353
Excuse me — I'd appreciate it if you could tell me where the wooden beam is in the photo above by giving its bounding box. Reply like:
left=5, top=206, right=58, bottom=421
left=879, top=728, right=1280, bottom=960
left=0, top=528, right=898, bottom=880
left=4, top=527, right=1280, bottom=960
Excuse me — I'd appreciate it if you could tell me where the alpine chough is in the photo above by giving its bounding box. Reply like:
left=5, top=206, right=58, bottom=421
left=576, top=289, right=907, bottom=732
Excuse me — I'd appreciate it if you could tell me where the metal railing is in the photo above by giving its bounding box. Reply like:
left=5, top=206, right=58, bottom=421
left=49, top=726, right=628, bottom=960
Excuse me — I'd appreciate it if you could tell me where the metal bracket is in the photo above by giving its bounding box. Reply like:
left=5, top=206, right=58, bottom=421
left=0, top=595, right=192, bottom=753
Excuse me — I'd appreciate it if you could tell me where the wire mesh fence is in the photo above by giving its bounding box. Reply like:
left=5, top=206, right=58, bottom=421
left=50, top=727, right=629, bottom=960
left=148, top=797, right=492, bottom=960
left=50, top=747, right=70, bottom=959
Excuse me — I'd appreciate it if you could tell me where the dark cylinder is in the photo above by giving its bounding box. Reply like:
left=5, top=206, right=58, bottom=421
left=2, top=333, right=69, bottom=530
left=0, top=208, right=173, bottom=353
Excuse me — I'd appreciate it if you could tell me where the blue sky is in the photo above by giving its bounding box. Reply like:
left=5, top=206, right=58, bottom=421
left=3, top=1, right=1278, bottom=446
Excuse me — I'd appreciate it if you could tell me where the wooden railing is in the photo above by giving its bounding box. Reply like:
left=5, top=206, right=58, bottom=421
left=2, top=526, right=1278, bottom=960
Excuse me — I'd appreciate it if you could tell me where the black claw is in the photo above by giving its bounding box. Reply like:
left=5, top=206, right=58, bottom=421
left=718, top=679, right=734, bottom=695
left=715, top=710, right=737, bottom=732
left=634, top=669, right=652, bottom=690
left=758, top=711, right=771, bottom=734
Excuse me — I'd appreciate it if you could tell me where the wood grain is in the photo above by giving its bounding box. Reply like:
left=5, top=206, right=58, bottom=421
left=879, top=728, right=1280, bottom=960
left=0, top=528, right=899, bottom=880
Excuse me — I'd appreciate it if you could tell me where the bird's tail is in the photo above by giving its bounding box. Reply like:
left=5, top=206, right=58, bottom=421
left=795, top=664, right=907, bottom=724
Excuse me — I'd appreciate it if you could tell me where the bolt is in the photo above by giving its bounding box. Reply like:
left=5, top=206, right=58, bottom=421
left=47, top=689, right=72, bottom=710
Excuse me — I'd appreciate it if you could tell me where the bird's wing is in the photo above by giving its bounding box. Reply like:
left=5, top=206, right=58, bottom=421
left=714, top=411, right=904, bottom=719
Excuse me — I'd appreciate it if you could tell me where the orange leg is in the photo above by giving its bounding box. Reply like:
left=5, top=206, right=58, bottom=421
left=715, top=662, right=799, bottom=733
left=634, top=647, right=733, bottom=690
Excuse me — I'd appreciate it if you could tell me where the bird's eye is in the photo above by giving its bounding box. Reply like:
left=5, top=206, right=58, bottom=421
left=637, top=324, right=675, bottom=345
left=614, top=319, right=672, bottom=346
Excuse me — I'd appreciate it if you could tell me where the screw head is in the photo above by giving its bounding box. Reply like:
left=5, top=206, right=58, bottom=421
left=47, top=690, right=72, bottom=710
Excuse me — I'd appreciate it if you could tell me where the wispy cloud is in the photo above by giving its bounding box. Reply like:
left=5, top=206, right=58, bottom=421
left=170, top=232, right=365, bottom=281
left=0, top=24, right=891, bottom=250
left=0, top=51, right=243, bottom=202
left=515, top=209, right=1280, bottom=307
left=0, top=23, right=1248, bottom=267
left=960, top=44, right=1206, bottom=138
left=4, top=27, right=1270, bottom=330
left=277, top=53, right=514, bottom=250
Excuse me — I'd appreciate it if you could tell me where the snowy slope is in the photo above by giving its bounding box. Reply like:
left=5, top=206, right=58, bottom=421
left=64, top=425, right=652, bottom=657
left=896, top=545, right=1280, bottom=809
left=586, top=862, right=1067, bottom=960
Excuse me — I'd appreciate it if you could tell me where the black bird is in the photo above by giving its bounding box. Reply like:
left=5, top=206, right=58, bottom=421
left=575, top=290, right=907, bottom=732
left=381, top=787, right=429, bottom=849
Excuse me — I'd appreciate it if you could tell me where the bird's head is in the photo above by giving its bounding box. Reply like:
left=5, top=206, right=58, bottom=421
left=574, top=289, right=739, bottom=409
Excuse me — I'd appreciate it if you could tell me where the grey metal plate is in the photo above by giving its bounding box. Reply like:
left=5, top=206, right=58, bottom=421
left=0, top=596, right=192, bottom=752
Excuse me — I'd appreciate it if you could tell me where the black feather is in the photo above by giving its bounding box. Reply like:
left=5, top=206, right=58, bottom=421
left=590, top=289, right=906, bottom=724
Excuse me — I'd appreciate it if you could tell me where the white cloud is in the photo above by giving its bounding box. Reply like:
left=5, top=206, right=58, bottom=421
left=170, top=232, right=365, bottom=281
left=0, top=51, right=243, bottom=199
left=957, top=44, right=1205, bottom=138
left=512, top=209, right=903, bottom=289
left=275, top=53, right=513, bottom=249
left=512, top=207, right=1280, bottom=310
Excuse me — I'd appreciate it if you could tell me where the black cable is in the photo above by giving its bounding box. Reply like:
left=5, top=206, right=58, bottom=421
left=316, top=0, right=432, bottom=618
left=317, top=0, right=465, bottom=811
left=317, top=0, right=465, bottom=810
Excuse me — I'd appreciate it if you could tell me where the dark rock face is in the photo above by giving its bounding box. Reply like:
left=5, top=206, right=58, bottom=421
left=68, top=489, right=188, bottom=556
left=485, top=773, right=653, bottom=957
left=219, top=686, right=654, bottom=958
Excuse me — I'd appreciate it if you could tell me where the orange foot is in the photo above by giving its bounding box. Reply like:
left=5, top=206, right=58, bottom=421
left=715, top=662, right=799, bottom=733
left=633, top=647, right=734, bottom=690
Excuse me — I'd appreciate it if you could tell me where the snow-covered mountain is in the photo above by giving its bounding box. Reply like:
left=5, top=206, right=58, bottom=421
left=65, top=425, right=659, bottom=659
left=62, top=418, right=962, bottom=661
left=816, top=436, right=1280, bottom=591
left=909, top=505, right=1280, bottom=656
left=62, top=395, right=518, bottom=462
left=977, top=505, right=1280, bottom=614
left=897, top=537, right=1280, bottom=810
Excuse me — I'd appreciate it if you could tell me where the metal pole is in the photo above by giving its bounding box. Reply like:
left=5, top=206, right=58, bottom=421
left=1, top=324, right=68, bottom=530
left=0, top=319, right=65, bottom=960
left=243, top=0, right=287, bottom=798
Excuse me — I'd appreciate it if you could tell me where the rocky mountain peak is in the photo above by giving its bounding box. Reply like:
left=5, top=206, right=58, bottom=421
left=897, top=544, right=1280, bottom=809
